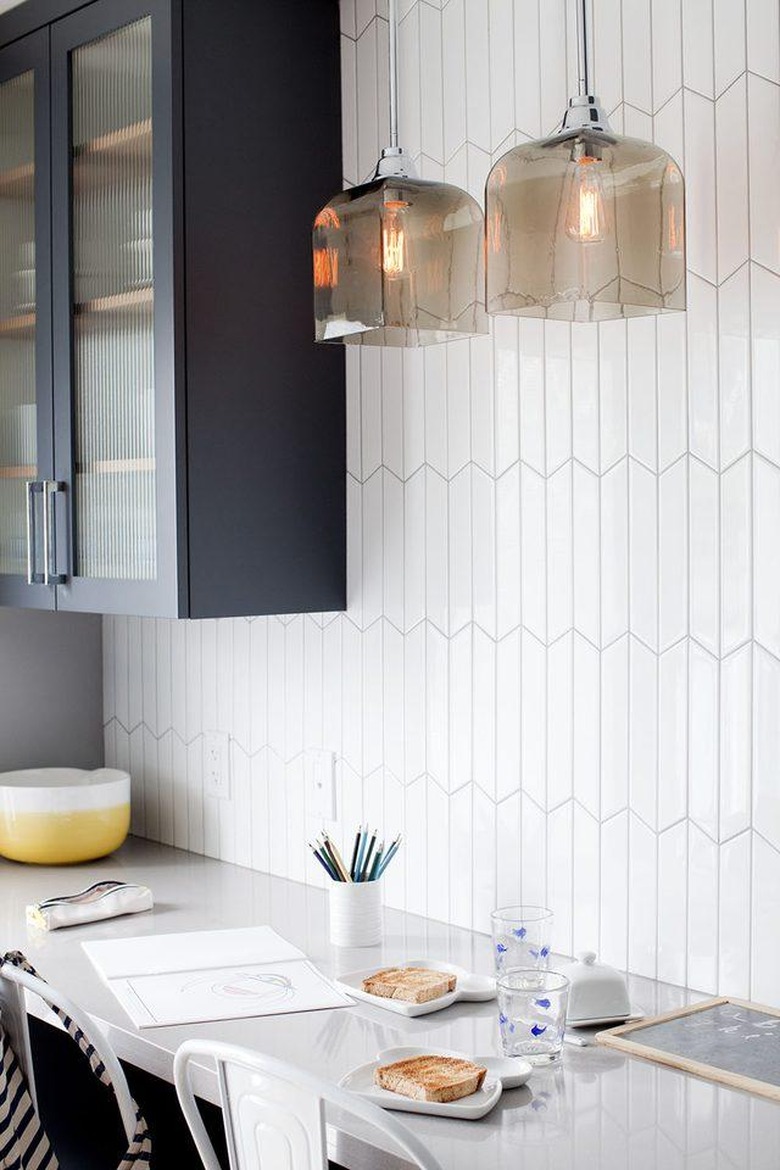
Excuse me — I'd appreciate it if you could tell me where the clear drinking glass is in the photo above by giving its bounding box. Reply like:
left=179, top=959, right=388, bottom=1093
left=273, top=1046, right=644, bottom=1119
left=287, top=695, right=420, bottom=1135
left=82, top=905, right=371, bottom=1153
left=497, top=970, right=569, bottom=1065
left=490, top=905, right=553, bottom=973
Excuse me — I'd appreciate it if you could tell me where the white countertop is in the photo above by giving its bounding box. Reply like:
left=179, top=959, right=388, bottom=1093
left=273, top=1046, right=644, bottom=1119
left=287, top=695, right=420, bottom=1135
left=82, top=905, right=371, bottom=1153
left=1, top=837, right=778, bottom=1169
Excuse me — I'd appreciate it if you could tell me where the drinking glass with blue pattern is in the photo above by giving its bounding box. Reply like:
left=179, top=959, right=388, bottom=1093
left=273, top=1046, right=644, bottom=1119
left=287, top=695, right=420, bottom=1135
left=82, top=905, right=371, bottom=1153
left=490, top=905, right=553, bottom=974
left=497, top=970, right=569, bottom=1064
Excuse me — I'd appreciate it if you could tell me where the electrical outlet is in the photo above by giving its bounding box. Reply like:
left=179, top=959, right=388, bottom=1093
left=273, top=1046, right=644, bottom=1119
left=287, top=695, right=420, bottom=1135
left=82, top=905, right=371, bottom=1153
left=204, top=731, right=231, bottom=800
left=306, top=749, right=336, bottom=820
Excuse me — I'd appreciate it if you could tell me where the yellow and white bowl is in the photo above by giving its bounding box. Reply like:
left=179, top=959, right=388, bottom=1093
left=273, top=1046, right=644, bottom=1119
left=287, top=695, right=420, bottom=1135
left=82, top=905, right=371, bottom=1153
left=0, top=768, right=131, bottom=865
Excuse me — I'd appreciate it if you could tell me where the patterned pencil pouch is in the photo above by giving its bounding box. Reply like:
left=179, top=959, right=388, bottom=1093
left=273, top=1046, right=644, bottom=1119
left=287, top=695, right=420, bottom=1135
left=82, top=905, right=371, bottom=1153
left=26, top=880, right=153, bottom=931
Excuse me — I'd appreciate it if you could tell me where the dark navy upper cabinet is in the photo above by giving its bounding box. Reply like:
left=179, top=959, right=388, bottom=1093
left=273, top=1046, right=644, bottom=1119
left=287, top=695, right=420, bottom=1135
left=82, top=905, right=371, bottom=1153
left=0, top=0, right=345, bottom=617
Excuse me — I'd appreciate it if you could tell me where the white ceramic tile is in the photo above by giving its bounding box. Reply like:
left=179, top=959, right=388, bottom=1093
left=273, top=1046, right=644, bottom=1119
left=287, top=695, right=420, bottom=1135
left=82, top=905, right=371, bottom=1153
left=496, top=464, right=521, bottom=639
left=720, top=644, right=752, bottom=841
left=547, top=799, right=573, bottom=955
left=652, top=0, right=682, bottom=111
left=425, top=468, right=448, bottom=633
left=342, top=617, right=363, bottom=775
left=442, top=0, right=467, bottom=159
left=521, top=791, right=547, bottom=909
left=489, top=0, right=514, bottom=149
left=746, top=0, right=780, bottom=83
left=684, top=93, right=717, bottom=285
left=658, top=457, right=688, bottom=650
left=572, top=804, right=600, bottom=954
left=449, top=785, right=473, bottom=928
left=682, top=0, right=714, bottom=96
left=547, top=633, right=573, bottom=809
left=356, top=19, right=380, bottom=181
left=713, top=0, right=745, bottom=96
left=465, top=0, right=491, bottom=151
left=752, top=834, right=780, bottom=1005
left=751, top=264, right=780, bottom=466
left=402, top=350, right=425, bottom=475
left=623, top=0, right=653, bottom=111
left=398, top=4, right=420, bottom=160
left=496, top=628, right=521, bottom=802
left=363, top=619, right=383, bottom=776
left=629, top=814, right=658, bottom=978
left=424, top=348, right=448, bottom=478
left=715, top=833, right=753, bottom=996
left=513, top=0, right=541, bottom=137
left=601, top=811, right=629, bottom=970
left=470, top=334, right=495, bottom=474
left=601, top=459, right=629, bottom=645
left=472, top=467, right=496, bottom=637
left=718, top=265, right=751, bottom=468
left=519, top=318, right=545, bottom=474
left=404, top=623, right=426, bottom=783
left=521, top=630, right=546, bottom=809
left=657, top=311, right=687, bottom=471
left=493, top=316, right=519, bottom=475
left=593, top=0, right=622, bottom=115
left=383, top=621, right=404, bottom=783
left=689, top=640, right=719, bottom=840
left=382, top=470, right=404, bottom=631
left=629, top=459, right=658, bottom=649
left=538, top=0, right=567, bottom=134
left=448, top=627, right=472, bottom=793
left=657, top=822, right=688, bottom=987
left=496, top=791, right=522, bottom=907
left=689, top=457, right=720, bottom=656
left=572, top=324, right=599, bottom=472
left=427, top=778, right=450, bottom=923
left=520, top=462, right=547, bottom=640
left=546, top=462, right=573, bottom=643
left=753, top=644, right=780, bottom=851
left=599, top=321, right=628, bottom=471
left=404, top=469, right=425, bottom=630
left=545, top=321, right=572, bottom=473
left=688, top=823, right=719, bottom=993
left=721, top=455, right=751, bottom=655
left=754, top=456, right=780, bottom=659
left=404, top=776, right=428, bottom=917
left=426, top=625, right=449, bottom=787
left=472, top=786, right=497, bottom=931
left=629, top=638, right=658, bottom=828
left=748, top=75, right=780, bottom=275
left=601, top=636, right=629, bottom=819
left=658, top=639, right=688, bottom=829
left=716, top=77, right=749, bottom=282
left=362, top=471, right=384, bottom=628
left=448, top=468, right=472, bottom=635
left=447, top=339, right=471, bottom=475
left=340, top=34, right=358, bottom=185
left=573, top=633, right=600, bottom=817
left=628, top=317, right=657, bottom=471
left=572, top=462, right=600, bottom=646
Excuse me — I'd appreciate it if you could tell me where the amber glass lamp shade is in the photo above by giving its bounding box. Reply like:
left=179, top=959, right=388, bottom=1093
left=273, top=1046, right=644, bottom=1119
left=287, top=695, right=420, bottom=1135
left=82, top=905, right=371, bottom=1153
left=485, top=129, right=686, bottom=321
left=313, top=176, right=488, bottom=346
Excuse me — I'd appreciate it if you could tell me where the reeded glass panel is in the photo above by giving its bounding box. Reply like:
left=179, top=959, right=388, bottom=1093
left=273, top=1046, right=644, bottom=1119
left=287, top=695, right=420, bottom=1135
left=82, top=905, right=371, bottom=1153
left=486, top=131, right=686, bottom=321
left=71, top=17, right=155, bottom=579
left=0, top=70, right=36, bottom=575
left=314, top=177, right=488, bottom=346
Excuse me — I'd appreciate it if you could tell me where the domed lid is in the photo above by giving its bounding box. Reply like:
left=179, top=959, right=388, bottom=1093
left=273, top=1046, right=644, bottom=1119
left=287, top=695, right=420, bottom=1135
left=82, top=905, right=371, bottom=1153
left=560, top=951, right=631, bottom=1022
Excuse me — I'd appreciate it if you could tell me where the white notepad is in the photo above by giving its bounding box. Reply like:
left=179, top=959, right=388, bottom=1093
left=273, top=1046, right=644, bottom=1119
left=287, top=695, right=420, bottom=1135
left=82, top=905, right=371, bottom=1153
left=83, top=926, right=353, bottom=1028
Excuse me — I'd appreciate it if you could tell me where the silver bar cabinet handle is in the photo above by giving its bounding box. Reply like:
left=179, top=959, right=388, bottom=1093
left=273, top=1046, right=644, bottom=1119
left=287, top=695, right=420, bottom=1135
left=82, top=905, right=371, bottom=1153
left=25, top=480, right=37, bottom=585
left=42, top=480, right=67, bottom=587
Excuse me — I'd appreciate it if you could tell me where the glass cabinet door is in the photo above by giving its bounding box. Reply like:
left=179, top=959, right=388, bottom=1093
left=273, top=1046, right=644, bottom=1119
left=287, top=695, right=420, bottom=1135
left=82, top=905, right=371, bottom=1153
left=0, top=31, right=54, bottom=608
left=52, top=0, right=177, bottom=615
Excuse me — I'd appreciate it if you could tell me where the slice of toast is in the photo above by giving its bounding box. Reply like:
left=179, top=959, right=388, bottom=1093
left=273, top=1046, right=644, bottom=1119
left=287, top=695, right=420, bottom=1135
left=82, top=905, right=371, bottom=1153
left=375, top=1055, right=487, bottom=1103
left=361, top=967, right=457, bottom=1004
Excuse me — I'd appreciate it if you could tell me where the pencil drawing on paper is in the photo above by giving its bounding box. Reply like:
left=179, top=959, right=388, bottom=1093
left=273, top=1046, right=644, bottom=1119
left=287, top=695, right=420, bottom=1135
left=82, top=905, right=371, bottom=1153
left=180, top=970, right=295, bottom=1006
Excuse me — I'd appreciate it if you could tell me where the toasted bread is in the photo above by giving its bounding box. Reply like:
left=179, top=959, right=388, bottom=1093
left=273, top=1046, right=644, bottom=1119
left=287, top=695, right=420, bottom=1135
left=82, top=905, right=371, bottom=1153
left=375, top=1055, right=487, bottom=1103
left=361, top=967, right=457, bottom=1004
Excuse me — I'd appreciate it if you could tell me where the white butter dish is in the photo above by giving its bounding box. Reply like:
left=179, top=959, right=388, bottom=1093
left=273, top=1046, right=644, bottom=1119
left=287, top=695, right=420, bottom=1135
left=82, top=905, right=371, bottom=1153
left=560, top=950, right=631, bottom=1024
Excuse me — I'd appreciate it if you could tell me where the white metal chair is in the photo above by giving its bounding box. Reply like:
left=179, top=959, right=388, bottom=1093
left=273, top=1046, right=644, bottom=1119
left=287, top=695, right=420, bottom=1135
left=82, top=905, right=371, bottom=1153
left=0, top=958, right=138, bottom=1146
left=174, top=1040, right=443, bottom=1170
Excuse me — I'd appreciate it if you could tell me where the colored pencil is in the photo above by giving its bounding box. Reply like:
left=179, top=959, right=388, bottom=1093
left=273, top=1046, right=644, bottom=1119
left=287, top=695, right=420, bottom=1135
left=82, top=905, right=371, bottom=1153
left=326, top=834, right=352, bottom=882
left=367, top=841, right=384, bottom=882
left=318, top=835, right=342, bottom=879
left=309, top=842, right=339, bottom=881
left=349, top=829, right=360, bottom=881
left=359, top=830, right=377, bottom=881
left=354, top=825, right=367, bottom=881
left=376, top=835, right=401, bottom=879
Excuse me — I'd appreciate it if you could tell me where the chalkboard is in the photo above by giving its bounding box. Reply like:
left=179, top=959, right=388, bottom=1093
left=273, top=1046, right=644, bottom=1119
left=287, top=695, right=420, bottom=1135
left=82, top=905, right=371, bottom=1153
left=598, top=998, right=780, bottom=1101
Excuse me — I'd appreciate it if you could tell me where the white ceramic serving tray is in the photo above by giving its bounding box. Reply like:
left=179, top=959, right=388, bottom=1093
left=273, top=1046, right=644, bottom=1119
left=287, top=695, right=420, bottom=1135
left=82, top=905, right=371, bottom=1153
left=340, top=1044, right=530, bottom=1120
left=334, top=959, right=496, bottom=1018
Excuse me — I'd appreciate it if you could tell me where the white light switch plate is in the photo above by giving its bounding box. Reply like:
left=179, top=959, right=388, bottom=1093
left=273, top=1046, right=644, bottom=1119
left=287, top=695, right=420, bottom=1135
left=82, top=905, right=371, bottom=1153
left=204, top=731, right=231, bottom=800
left=306, top=749, right=336, bottom=820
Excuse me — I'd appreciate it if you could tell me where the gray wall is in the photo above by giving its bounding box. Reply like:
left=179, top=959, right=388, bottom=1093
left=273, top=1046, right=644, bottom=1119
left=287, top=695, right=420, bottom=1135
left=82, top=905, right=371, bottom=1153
left=0, top=609, right=103, bottom=772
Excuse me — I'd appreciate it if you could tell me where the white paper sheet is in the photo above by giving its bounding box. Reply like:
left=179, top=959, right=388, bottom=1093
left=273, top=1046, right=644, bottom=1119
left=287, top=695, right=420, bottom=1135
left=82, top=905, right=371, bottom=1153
left=112, top=959, right=354, bottom=1028
left=83, top=925, right=303, bottom=980
left=82, top=926, right=353, bottom=1028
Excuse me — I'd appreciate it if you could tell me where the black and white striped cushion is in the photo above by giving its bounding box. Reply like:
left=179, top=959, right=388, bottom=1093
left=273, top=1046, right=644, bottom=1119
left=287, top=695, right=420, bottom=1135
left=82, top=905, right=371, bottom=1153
left=0, top=1024, right=57, bottom=1170
left=0, top=953, right=152, bottom=1170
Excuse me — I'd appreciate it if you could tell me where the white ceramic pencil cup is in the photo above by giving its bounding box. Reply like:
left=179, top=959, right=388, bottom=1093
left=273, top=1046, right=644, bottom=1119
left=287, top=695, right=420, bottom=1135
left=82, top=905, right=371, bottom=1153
left=329, top=880, right=383, bottom=947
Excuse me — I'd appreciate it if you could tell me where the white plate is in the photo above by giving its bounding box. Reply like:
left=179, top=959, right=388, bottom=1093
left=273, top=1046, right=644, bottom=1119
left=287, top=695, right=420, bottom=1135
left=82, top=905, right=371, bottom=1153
left=339, top=1051, right=504, bottom=1120
left=335, top=959, right=496, bottom=1018
left=375, top=1046, right=532, bottom=1090
left=566, top=1005, right=644, bottom=1028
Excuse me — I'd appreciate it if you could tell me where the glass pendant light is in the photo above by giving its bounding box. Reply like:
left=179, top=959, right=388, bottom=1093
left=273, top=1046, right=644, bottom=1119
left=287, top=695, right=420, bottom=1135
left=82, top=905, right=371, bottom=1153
left=485, top=0, right=686, bottom=321
left=313, top=0, right=488, bottom=346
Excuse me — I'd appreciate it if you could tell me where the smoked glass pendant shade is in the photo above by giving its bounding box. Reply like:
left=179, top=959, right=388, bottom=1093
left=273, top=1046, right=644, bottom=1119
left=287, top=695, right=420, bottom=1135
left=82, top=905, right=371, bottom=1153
left=314, top=174, right=488, bottom=346
left=486, top=125, right=686, bottom=322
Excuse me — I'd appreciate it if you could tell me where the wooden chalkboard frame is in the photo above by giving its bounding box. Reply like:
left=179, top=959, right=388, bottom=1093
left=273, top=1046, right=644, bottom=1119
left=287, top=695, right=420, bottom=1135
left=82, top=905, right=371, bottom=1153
left=597, top=997, right=780, bottom=1101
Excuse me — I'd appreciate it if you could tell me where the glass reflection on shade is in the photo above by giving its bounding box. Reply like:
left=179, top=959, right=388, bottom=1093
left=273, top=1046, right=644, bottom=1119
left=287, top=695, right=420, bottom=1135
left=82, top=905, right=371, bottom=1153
left=313, top=177, right=488, bottom=347
left=485, top=130, right=686, bottom=322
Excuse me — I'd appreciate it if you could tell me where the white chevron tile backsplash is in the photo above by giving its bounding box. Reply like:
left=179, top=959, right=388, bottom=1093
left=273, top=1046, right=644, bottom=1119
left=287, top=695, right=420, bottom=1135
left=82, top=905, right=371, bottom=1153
left=104, top=0, right=780, bottom=1004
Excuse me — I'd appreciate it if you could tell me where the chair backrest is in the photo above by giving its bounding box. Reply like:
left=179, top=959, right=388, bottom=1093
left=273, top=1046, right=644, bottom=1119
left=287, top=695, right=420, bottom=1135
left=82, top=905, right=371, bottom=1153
left=0, top=960, right=138, bottom=1144
left=174, top=1040, right=443, bottom=1170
